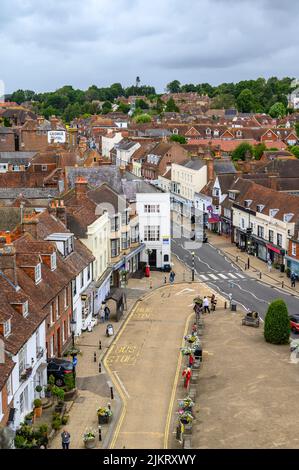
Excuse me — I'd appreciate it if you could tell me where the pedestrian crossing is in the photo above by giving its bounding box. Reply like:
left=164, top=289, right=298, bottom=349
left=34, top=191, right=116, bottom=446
left=198, top=272, right=246, bottom=282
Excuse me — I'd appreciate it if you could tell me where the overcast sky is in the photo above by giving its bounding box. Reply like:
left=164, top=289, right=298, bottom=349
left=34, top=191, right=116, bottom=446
left=1, top=0, right=298, bottom=93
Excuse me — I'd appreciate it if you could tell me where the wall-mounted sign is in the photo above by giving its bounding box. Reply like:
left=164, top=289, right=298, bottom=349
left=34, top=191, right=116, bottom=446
left=48, top=130, right=66, bottom=143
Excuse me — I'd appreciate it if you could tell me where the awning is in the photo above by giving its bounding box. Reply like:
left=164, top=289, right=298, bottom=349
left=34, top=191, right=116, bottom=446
left=125, top=243, right=145, bottom=262
left=208, top=217, right=220, bottom=224
left=266, top=243, right=284, bottom=255
left=95, top=267, right=113, bottom=288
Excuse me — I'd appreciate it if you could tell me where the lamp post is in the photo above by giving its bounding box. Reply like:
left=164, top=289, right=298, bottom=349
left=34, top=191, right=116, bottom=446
left=70, top=318, right=77, bottom=349
left=192, top=251, right=195, bottom=281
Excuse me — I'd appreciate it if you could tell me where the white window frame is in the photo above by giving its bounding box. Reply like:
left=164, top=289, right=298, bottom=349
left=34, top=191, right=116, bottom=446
left=64, top=287, right=68, bottom=309
left=35, top=263, right=42, bottom=284
left=144, top=226, right=160, bottom=242
left=50, top=335, right=54, bottom=358
left=292, top=243, right=296, bottom=257
left=55, top=297, right=59, bottom=319
left=23, top=301, right=29, bottom=318
left=6, top=375, right=13, bottom=402
left=0, top=391, right=3, bottom=421
left=51, top=252, right=57, bottom=271
left=4, top=319, right=11, bottom=337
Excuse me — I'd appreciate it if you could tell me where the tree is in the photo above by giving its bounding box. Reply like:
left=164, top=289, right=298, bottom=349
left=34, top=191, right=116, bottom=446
left=253, top=143, right=266, bottom=160
left=117, top=102, right=131, bottom=114
left=170, top=134, right=187, bottom=144
left=290, top=145, right=299, bottom=158
left=166, top=80, right=181, bottom=93
left=236, top=89, right=255, bottom=113
left=135, top=99, right=149, bottom=110
left=211, top=93, right=235, bottom=109
left=101, top=101, right=112, bottom=114
left=295, top=122, right=299, bottom=138
left=232, top=142, right=254, bottom=161
left=134, top=113, right=151, bottom=123
left=264, top=299, right=290, bottom=345
left=269, top=102, right=286, bottom=118
left=165, top=97, right=179, bottom=113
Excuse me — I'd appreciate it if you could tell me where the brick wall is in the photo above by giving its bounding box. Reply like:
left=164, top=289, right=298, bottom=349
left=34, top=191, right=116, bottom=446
left=46, top=283, right=73, bottom=358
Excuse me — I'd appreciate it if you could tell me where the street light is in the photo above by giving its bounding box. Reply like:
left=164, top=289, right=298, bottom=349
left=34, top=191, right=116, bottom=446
left=192, top=251, right=195, bottom=281
left=70, top=318, right=77, bottom=349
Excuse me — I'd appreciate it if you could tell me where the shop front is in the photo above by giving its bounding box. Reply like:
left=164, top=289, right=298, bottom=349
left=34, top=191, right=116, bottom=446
left=285, top=255, right=299, bottom=277
left=266, top=243, right=286, bottom=266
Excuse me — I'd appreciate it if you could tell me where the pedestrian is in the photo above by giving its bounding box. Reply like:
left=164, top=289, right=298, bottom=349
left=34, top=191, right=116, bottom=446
left=192, top=323, right=197, bottom=334
left=100, top=306, right=105, bottom=323
left=267, top=260, right=272, bottom=273
left=61, top=429, right=71, bottom=450
left=188, top=354, right=195, bottom=368
left=210, top=294, right=217, bottom=311
left=169, top=270, right=175, bottom=284
left=104, top=305, right=110, bottom=322
left=291, top=272, right=296, bottom=288
left=203, top=296, right=210, bottom=314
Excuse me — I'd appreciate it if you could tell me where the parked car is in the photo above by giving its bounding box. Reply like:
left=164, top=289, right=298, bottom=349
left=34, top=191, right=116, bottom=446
left=47, top=358, right=74, bottom=387
left=290, top=315, right=299, bottom=334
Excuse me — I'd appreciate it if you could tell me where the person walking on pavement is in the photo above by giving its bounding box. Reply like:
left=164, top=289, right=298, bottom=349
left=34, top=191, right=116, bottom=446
left=61, top=430, right=71, bottom=449
left=267, top=259, right=272, bottom=273
left=104, top=304, right=110, bottom=322
left=210, top=294, right=217, bottom=311
left=169, top=270, right=176, bottom=284
left=100, top=305, right=105, bottom=323
left=203, top=296, right=210, bottom=314
left=291, top=272, right=296, bottom=288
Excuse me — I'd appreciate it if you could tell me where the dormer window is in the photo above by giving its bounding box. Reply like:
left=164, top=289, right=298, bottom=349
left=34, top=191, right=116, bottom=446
left=206, top=128, right=211, bottom=135
left=229, top=191, right=236, bottom=200
left=23, top=301, right=29, bottom=318
left=256, top=204, right=265, bottom=213
left=4, top=319, right=11, bottom=337
left=244, top=200, right=252, bottom=208
left=51, top=252, right=57, bottom=271
left=35, top=263, right=42, bottom=284
left=236, top=130, right=242, bottom=138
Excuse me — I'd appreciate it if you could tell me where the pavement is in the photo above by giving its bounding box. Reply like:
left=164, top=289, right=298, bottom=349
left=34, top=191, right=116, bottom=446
left=49, top=257, right=197, bottom=449
left=185, top=310, right=299, bottom=449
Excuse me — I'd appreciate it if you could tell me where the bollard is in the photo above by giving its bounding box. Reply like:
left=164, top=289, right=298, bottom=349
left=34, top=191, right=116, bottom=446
left=99, top=362, right=102, bottom=373
left=236, top=256, right=239, bottom=262
left=183, top=272, right=186, bottom=282
left=98, top=426, right=102, bottom=442
left=108, top=402, right=111, bottom=411
left=247, top=257, right=250, bottom=269
left=259, top=272, right=262, bottom=280
left=110, top=386, right=114, bottom=400
left=224, top=301, right=227, bottom=309
left=94, top=352, right=97, bottom=362
left=150, top=280, right=152, bottom=289
left=282, top=281, right=284, bottom=288
left=99, top=340, right=102, bottom=350
left=164, top=276, right=167, bottom=284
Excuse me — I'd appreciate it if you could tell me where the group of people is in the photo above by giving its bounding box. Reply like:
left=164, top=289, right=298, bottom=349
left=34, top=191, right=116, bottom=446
left=194, top=294, right=217, bottom=316
left=99, top=302, right=111, bottom=323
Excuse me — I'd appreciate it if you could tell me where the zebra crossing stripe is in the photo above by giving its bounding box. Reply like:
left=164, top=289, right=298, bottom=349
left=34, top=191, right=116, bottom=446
left=235, top=273, right=245, bottom=279
left=208, top=274, right=218, bottom=280
left=218, top=273, right=228, bottom=279
left=199, top=274, right=209, bottom=281
left=227, top=273, right=237, bottom=279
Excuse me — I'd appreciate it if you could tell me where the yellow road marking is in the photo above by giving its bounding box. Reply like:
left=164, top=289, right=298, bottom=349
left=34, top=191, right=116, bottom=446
left=163, top=310, right=194, bottom=449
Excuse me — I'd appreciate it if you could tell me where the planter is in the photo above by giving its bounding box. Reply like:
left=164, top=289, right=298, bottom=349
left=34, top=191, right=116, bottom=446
left=84, top=437, right=96, bottom=449
left=34, top=406, right=43, bottom=418
left=98, top=414, right=109, bottom=425
left=64, top=388, right=78, bottom=402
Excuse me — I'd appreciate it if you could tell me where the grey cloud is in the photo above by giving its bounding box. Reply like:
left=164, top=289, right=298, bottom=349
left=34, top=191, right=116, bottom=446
left=1, top=0, right=299, bottom=92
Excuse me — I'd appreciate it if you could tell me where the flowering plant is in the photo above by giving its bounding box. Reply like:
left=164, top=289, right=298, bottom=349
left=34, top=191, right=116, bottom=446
left=83, top=428, right=96, bottom=441
left=177, top=410, right=194, bottom=424
left=193, top=296, right=203, bottom=305
left=178, top=397, right=194, bottom=410
left=184, top=333, right=198, bottom=344
left=181, top=347, right=193, bottom=356
left=97, top=407, right=113, bottom=417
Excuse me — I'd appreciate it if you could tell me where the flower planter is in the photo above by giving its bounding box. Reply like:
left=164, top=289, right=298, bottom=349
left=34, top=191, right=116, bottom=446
left=84, top=437, right=96, bottom=449
left=34, top=406, right=43, bottom=418
left=64, top=388, right=78, bottom=402
left=98, top=414, right=109, bottom=425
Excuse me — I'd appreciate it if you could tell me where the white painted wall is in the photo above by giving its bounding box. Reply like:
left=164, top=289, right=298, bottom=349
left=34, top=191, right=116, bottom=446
left=136, top=192, right=171, bottom=268
left=102, top=132, right=123, bottom=158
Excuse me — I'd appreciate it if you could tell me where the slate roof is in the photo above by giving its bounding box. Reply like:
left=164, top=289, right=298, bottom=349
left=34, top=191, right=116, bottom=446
left=214, top=159, right=237, bottom=174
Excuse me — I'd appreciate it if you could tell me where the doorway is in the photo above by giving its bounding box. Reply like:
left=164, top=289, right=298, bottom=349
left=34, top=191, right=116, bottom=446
left=148, top=249, right=157, bottom=267
left=56, top=328, right=61, bottom=357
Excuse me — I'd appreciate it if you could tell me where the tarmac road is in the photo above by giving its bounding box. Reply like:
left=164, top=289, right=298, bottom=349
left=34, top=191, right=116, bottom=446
left=172, top=236, right=299, bottom=324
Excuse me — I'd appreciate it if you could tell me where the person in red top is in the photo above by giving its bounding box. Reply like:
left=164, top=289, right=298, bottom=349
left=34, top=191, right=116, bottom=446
left=182, top=367, right=192, bottom=389
left=188, top=354, right=195, bottom=368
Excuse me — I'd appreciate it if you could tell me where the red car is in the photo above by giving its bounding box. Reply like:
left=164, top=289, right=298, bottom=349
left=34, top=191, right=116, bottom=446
left=290, top=316, right=299, bottom=333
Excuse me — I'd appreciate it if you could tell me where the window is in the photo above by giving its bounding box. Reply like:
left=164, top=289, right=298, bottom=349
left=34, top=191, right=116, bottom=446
left=6, top=375, right=12, bottom=400
left=64, top=287, right=68, bottom=309
left=19, top=391, right=24, bottom=414
left=144, top=226, right=160, bottom=241
left=269, top=230, right=274, bottom=243
left=23, top=301, right=29, bottom=318
left=51, top=252, right=57, bottom=271
left=213, top=188, right=220, bottom=197
left=35, top=263, right=42, bottom=284
left=4, top=319, right=11, bottom=337
left=50, top=303, right=55, bottom=324
left=241, top=218, right=245, bottom=229
left=65, top=236, right=74, bottom=256
left=144, top=204, right=160, bottom=213
left=55, top=297, right=59, bottom=319
left=63, top=321, right=67, bottom=343
left=50, top=335, right=54, bottom=358
left=257, top=226, right=264, bottom=238
left=111, top=217, right=119, bottom=232
left=292, top=243, right=297, bottom=257
left=87, top=264, right=91, bottom=281
left=277, top=233, right=283, bottom=247
left=19, top=345, right=27, bottom=377
left=0, top=391, right=2, bottom=419
left=80, top=271, right=84, bottom=288
left=42, top=165, right=48, bottom=171
left=121, top=212, right=127, bottom=226
left=131, top=226, right=139, bottom=244
left=111, top=239, right=120, bottom=257
left=121, top=232, right=130, bottom=250
left=72, top=279, right=77, bottom=297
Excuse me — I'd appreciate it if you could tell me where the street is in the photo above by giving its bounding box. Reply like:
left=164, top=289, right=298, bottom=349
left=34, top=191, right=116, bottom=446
left=172, top=236, right=299, bottom=321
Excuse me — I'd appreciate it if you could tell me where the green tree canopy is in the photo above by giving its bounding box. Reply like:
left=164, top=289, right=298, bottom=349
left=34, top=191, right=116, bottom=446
left=133, top=113, right=152, bottom=123
left=232, top=142, right=254, bottom=161
left=269, top=102, right=286, bottom=118
left=165, top=97, right=179, bottom=113
left=295, top=122, right=299, bottom=138
left=290, top=145, right=299, bottom=158
left=264, top=299, right=290, bottom=345
left=253, top=143, right=267, bottom=160
left=236, top=89, right=255, bottom=113
left=166, top=80, right=181, bottom=93
left=135, top=99, right=149, bottom=110
left=170, top=134, right=187, bottom=144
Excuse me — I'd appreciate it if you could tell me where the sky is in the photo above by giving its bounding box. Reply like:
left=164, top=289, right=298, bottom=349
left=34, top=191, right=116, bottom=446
left=1, top=0, right=299, bottom=94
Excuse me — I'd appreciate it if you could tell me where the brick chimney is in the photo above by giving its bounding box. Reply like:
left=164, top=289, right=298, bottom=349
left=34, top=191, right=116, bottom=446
left=22, top=213, right=38, bottom=239
left=205, top=157, right=215, bottom=182
left=37, top=116, right=44, bottom=126
left=75, top=177, right=88, bottom=201
left=269, top=175, right=278, bottom=191
left=50, top=115, right=59, bottom=130
left=0, top=245, right=18, bottom=288
left=56, top=200, right=67, bottom=226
